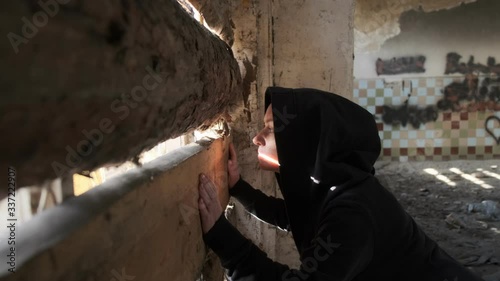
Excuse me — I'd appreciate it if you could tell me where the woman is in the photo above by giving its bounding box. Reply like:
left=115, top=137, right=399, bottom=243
left=197, top=87, right=484, bottom=281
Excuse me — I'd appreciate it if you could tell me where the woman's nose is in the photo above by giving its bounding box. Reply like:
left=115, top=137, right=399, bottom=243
left=253, top=132, right=265, bottom=146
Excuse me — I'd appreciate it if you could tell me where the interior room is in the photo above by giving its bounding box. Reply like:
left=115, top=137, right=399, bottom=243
left=0, top=0, right=498, bottom=280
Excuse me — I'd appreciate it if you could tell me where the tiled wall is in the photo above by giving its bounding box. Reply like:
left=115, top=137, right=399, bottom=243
left=353, top=77, right=500, bottom=161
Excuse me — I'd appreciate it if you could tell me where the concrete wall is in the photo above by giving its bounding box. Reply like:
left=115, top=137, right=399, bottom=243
left=352, top=0, right=500, bottom=162
left=0, top=0, right=241, bottom=187
left=353, top=78, right=500, bottom=161
left=273, top=0, right=355, bottom=98
left=354, top=0, right=478, bottom=54
left=226, top=0, right=283, bottom=267
left=0, top=138, right=230, bottom=281
left=355, top=0, right=500, bottom=79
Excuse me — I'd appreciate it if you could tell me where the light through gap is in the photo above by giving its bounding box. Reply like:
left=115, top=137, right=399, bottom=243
left=477, top=168, right=500, bottom=180
left=423, top=168, right=457, bottom=187
left=449, top=168, right=493, bottom=189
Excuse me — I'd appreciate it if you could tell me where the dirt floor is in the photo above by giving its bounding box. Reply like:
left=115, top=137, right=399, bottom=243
left=375, top=160, right=500, bottom=281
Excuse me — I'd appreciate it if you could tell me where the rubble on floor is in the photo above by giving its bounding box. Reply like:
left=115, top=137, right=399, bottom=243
left=375, top=160, right=500, bottom=279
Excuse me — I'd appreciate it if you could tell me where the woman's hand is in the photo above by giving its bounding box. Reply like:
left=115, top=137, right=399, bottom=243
left=228, top=143, right=240, bottom=189
left=198, top=173, right=223, bottom=234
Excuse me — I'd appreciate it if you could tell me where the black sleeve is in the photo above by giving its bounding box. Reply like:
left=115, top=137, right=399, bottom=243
left=229, top=177, right=290, bottom=231
left=203, top=206, right=375, bottom=281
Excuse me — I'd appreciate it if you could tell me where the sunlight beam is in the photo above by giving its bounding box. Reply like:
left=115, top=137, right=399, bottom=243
left=424, top=168, right=456, bottom=186
left=477, top=168, right=500, bottom=180
left=258, top=153, right=280, bottom=166
left=450, top=168, right=493, bottom=189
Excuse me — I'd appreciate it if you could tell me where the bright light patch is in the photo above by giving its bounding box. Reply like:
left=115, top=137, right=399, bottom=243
left=330, top=186, right=337, bottom=191
left=450, top=167, right=493, bottom=189
left=179, top=0, right=219, bottom=36
left=258, top=153, right=280, bottom=166
left=310, top=176, right=320, bottom=184
left=424, top=168, right=456, bottom=186
left=141, top=136, right=184, bottom=164
left=436, top=175, right=456, bottom=187
left=478, top=168, right=500, bottom=180
left=424, top=168, right=439, bottom=176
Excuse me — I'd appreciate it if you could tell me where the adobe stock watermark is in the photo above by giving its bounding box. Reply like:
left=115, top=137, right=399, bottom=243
left=7, top=0, right=72, bottom=54
left=273, top=106, right=297, bottom=133
left=282, top=235, right=341, bottom=281
left=51, top=65, right=165, bottom=177
left=179, top=190, right=199, bottom=226
left=110, top=268, right=135, bottom=281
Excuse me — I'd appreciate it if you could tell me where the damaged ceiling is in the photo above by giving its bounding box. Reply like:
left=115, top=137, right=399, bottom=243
left=354, top=0, right=478, bottom=53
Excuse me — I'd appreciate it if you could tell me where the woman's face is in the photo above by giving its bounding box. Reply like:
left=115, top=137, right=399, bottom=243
left=253, top=104, right=280, bottom=173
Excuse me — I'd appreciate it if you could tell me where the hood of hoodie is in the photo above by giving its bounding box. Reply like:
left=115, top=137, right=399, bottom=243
left=264, top=87, right=381, bottom=252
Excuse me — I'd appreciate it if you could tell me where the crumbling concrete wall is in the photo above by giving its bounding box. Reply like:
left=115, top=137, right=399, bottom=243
left=355, top=0, right=478, bottom=53
left=188, top=0, right=235, bottom=46
left=352, top=0, right=500, bottom=162
left=0, top=0, right=241, bottom=187
left=273, top=0, right=355, bottom=98
left=355, top=0, right=500, bottom=78
left=0, top=138, right=230, bottom=281
left=225, top=0, right=283, bottom=265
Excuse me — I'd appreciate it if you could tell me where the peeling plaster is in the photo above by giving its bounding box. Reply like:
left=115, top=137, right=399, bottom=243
left=355, top=0, right=478, bottom=53
left=354, top=0, right=500, bottom=78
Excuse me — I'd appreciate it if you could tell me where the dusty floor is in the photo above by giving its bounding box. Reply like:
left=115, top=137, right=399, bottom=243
left=375, top=160, right=500, bottom=280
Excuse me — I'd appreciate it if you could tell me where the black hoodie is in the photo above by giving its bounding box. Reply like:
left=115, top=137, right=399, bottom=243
left=203, top=87, right=484, bottom=281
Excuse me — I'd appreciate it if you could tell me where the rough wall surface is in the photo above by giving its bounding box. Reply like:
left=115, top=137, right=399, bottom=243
left=0, top=138, right=230, bottom=281
left=273, top=0, right=355, bottom=98
left=0, top=0, right=241, bottom=186
left=188, top=0, right=235, bottom=46
left=226, top=0, right=283, bottom=264
left=355, top=0, right=500, bottom=78
left=355, top=0, right=478, bottom=53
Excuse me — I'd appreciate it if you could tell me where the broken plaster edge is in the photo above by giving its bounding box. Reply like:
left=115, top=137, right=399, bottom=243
left=354, top=0, right=479, bottom=54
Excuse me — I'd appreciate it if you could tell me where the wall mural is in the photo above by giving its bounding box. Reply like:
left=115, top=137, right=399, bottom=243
left=445, top=52, right=500, bottom=75
left=376, top=56, right=426, bottom=76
